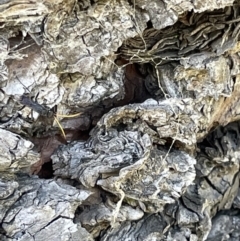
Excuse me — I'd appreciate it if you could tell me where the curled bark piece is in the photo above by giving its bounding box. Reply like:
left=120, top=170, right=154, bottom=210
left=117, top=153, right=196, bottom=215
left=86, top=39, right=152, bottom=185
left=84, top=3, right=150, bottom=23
left=52, top=127, right=196, bottom=212
left=120, top=4, right=239, bottom=64
left=43, top=0, right=148, bottom=75
left=0, top=40, right=124, bottom=137
left=93, top=98, right=204, bottom=146
left=52, top=131, right=152, bottom=187
left=97, top=147, right=196, bottom=212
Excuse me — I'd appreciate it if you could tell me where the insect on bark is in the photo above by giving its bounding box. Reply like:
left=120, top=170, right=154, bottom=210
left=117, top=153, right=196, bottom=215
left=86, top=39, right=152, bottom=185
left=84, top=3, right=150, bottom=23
left=18, top=94, right=55, bottom=118
left=15, top=76, right=81, bottom=138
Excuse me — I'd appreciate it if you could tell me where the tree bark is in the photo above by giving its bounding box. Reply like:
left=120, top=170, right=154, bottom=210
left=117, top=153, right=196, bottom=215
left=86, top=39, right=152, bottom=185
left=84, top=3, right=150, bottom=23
left=0, top=0, right=240, bottom=240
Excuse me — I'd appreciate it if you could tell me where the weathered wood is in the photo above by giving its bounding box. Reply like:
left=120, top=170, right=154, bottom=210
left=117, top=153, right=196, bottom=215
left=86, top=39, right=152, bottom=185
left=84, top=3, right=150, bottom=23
left=0, top=0, right=240, bottom=241
left=0, top=175, right=94, bottom=241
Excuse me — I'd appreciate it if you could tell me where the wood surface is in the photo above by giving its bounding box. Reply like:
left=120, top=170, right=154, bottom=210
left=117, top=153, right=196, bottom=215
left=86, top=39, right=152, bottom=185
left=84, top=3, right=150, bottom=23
left=0, top=0, right=240, bottom=240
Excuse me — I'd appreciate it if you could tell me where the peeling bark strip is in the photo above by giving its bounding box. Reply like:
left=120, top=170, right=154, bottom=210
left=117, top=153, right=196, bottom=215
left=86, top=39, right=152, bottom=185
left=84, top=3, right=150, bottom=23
left=1, top=0, right=240, bottom=241
left=120, top=5, right=240, bottom=63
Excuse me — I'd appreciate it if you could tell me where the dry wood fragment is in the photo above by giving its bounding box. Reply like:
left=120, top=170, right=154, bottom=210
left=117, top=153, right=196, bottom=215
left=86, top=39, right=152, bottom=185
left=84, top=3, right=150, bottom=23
left=0, top=0, right=240, bottom=241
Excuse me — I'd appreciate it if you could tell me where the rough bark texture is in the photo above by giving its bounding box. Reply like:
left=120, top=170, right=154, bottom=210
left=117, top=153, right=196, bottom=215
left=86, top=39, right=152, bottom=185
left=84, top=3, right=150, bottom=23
left=0, top=0, right=240, bottom=240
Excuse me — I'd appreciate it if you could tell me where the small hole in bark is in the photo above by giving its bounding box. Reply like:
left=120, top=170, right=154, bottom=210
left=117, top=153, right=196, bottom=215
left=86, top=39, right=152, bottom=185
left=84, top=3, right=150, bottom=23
left=147, top=20, right=153, bottom=28
left=38, top=160, right=53, bottom=179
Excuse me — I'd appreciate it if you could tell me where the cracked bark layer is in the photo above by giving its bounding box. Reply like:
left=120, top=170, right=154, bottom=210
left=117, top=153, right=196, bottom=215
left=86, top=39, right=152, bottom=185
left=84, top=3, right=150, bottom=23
left=0, top=0, right=240, bottom=241
left=0, top=175, right=93, bottom=241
